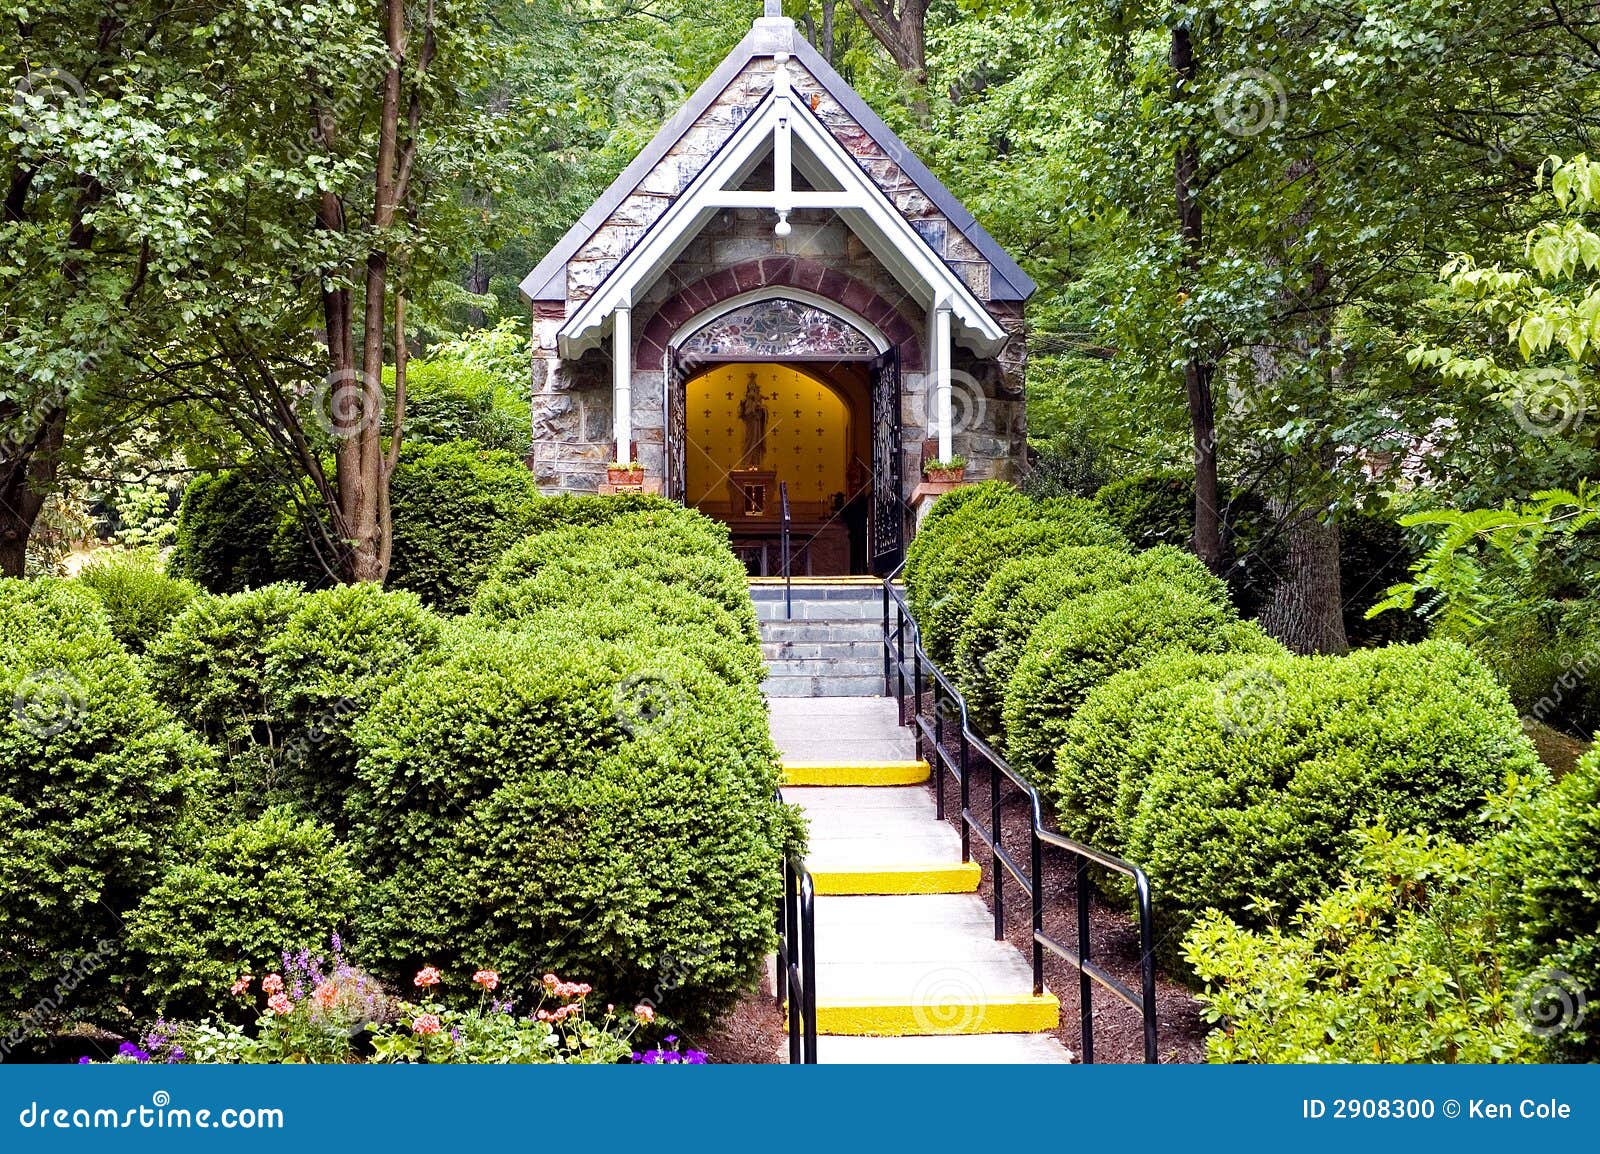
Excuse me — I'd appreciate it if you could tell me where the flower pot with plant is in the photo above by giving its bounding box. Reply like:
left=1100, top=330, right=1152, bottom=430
left=922, top=457, right=967, bottom=484
left=607, top=461, right=645, bottom=485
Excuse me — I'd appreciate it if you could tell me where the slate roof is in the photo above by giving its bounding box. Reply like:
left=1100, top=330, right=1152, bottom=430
left=520, top=16, right=1035, bottom=305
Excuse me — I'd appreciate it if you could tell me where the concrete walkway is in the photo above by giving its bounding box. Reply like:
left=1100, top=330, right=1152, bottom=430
left=769, top=695, right=1072, bottom=1063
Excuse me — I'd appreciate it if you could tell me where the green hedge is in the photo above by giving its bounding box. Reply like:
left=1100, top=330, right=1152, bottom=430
left=396, top=356, right=529, bottom=455
left=0, top=580, right=213, bottom=1037
left=1052, top=649, right=1289, bottom=853
left=126, top=806, right=361, bottom=1017
left=1122, top=640, right=1540, bottom=944
left=1000, top=581, right=1251, bottom=782
left=146, top=584, right=444, bottom=821
left=904, top=491, right=1126, bottom=665
left=385, top=441, right=543, bottom=613
left=347, top=627, right=788, bottom=1026
left=76, top=550, right=200, bottom=654
left=1488, top=749, right=1600, bottom=1060
left=169, top=470, right=323, bottom=594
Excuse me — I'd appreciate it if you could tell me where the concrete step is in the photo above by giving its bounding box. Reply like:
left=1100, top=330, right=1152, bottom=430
left=755, top=599, right=881, bottom=622
left=760, top=639, right=882, bottom=662
left=767, top=697, right=910, bottom=761
left=809, top=1034, right=1072, bottom=1063
left=763, top=675, right=884, bottom=698
left=765, top=658, right=882, bottom=680
left=749, top=580, right=882, bottom=600
left=781, top=760, right=929, bottom=787
left=758, top=620, right=881, bottom=644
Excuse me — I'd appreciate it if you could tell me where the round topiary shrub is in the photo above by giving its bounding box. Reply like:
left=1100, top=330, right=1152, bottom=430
left=1094, top=472, right=1194, bottom=549
left=0, top=579, right=213, bottom=1038
left=1052, top=648, right=1291, bottom=853
left=1123, top=640, right=1540, bottom=946
left=521, top=491, right=719, bottom=541
left=1487, top=749, right=1600, bottom=1060
left=1001, top=580, right=1244, bottom=781
left=346, top=627, right=790, bottom=1025
left=905, top=494, right=1126, bottom=666
left=386, top=442, right=543, bottom=613
left=75, top=549, right=200, bottom=654
left=146, top=584, right=444, bottom=820
left=126, top=806, right=361, bottom=1017
left=169, top=469, right=323, bottom=594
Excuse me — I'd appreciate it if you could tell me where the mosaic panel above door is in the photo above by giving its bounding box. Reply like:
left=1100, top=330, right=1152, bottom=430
left=679, top=298, right=878, bottom=360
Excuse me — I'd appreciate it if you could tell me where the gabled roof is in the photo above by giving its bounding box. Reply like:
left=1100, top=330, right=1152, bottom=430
left=520, top=15, right=1035, bottom=305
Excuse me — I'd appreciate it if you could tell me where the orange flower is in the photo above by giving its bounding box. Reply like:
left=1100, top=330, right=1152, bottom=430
left=312, top=982, right=339, bottom=1009
left=261, top=974, right=283, bottom=995
left=472, top=969, right=499, bottom=991
left=413, top=966, right=442, bottom=988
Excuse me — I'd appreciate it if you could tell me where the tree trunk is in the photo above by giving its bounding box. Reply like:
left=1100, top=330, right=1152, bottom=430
left=1260, top=497, right=1349, bottom=655
left=0, top=407, right=66, bottom=577
left=847, top=0, right=929, bottom=123
left=1171, top=23, right=1225, bottom=574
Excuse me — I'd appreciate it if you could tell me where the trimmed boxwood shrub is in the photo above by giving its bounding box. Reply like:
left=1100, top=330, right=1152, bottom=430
left=905, top=494, right=1126, bottom=665
left=126, top=806, right=361, bottom=1017
left=1000, top=581, right=1249, bottom=781
left=1052, top=648, right=1291, bottom=853
left=1123, top=640, right=1540, bottom=944
left=386, top=442, right=543, bottom=612
left=169, top=469, right=323, bottom=594
left=76, top=549, right=200, bottom=653
left=1488, top=749, right=1600, bottom=1060
left=914, top=479, right=1024, bottom=533
left=0, top=579, right=213, bottom=1037
left=146, top=584, right=444, bottom=820
left=521, top=491, right=717, bottom=541
left=346, top=627, right=790, bottom=1025
left=1094, top=472, right=1194, bottom=550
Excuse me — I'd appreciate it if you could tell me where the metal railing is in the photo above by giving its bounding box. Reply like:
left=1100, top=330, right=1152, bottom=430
left=774, top=848, right=818, bottom=1064
left=881, top=565, right=1159, bottom=1064
left=779, top=480, right=792, bottom=620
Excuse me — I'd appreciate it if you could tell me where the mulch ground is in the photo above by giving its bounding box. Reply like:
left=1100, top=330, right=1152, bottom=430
left=698, top=972, right=787, bottom=1063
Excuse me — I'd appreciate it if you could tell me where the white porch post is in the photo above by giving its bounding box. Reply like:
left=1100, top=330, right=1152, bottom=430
left=934, top=303, right=954, bottom=462
left=612, top=305, right=632, bottom=463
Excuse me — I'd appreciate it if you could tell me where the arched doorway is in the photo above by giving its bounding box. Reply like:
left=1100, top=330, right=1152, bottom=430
left=664, top=295, right=902, bottom=576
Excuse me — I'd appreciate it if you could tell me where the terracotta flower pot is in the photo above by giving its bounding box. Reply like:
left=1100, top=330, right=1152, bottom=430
left=923, top=467, right=965, bottom=484
left=607, top=466, right=645, bottom=485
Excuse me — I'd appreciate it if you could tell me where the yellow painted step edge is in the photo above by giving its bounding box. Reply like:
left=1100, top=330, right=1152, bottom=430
left=804, top=994, right=1061, bottom=1037
left=810, top=861, right=981, bottom=895
left=782, top=761, right=930, bottom=786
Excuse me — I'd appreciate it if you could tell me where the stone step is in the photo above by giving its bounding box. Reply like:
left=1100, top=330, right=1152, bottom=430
left=763, top=675, right=885, bottom=698
left=748, top=581, right=883, bottom=601
left=757, top=620, right=881, bottom=644
left=765, top=658, right=882, bottom=680
left=755, top=599, right=882, bottom=622
left=760, top=639, right=882, bottom=661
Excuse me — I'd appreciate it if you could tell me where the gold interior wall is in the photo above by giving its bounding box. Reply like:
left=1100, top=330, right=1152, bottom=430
left=685, top=363, right=851, bottom=508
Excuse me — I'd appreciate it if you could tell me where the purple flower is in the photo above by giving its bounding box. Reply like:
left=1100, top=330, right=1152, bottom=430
left=116, top=1042, right=151, bottom=1063
left=76, top=1056, right=91, bottom=1064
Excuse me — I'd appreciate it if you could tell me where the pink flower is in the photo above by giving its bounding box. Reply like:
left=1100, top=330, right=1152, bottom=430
left=535, top=1009, right=553, bottom=1022
left=472, top=969, right=499, bottom=991
left=634, top=1003, right=655, bottom=1023
left=267, top=993, right=294, bottom=1015
left=413, top=966, right=442, bottom=988
left=261, top=974, right=284, bottom=995
left=229, top=975, right=252, bottom=997
left=412, top=1013, right=441, bottom=1036
left=542, top=973, right=558, bottom=988
left=312, top=982, right=339, bottom=1009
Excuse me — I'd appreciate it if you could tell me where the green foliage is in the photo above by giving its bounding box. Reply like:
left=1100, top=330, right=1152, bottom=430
left=75, top=549, right=200, bottom=654
left=1001, top=581, right=1245, bottom=782
left=1053, top=650, right=1288, bottom=854
left=1468, top=598, right=1600, bottom=739
left=1185, top=827, right=1544, bottom=1064
left=146, top=584, right=444, bottom=820
left=168, top=470, right=322, bottom=594
left=1123, top=641, right=1541, bottom=944
left=394, top=321, right=531, bottom=454
left=126, top=807, right=361, bottom=1017
left=904, top=490, right=1126, bottom=665
left=347, top=626, right=787, bottom=1026
left=386, top=441, right=543, bottom=612
left=1094, top=473, right=1195, bottom=551
left=0, top=579, right=213, bottom=1036
left=1488, top=751, right=1600, bottom=1060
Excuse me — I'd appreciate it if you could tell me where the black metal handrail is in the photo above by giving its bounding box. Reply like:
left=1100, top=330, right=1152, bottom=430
left=773, top=847, right=818, bottom=1064
left=779, top=481, right=792, bottom=620
left=881, top=564, right=1159, bottom=1064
